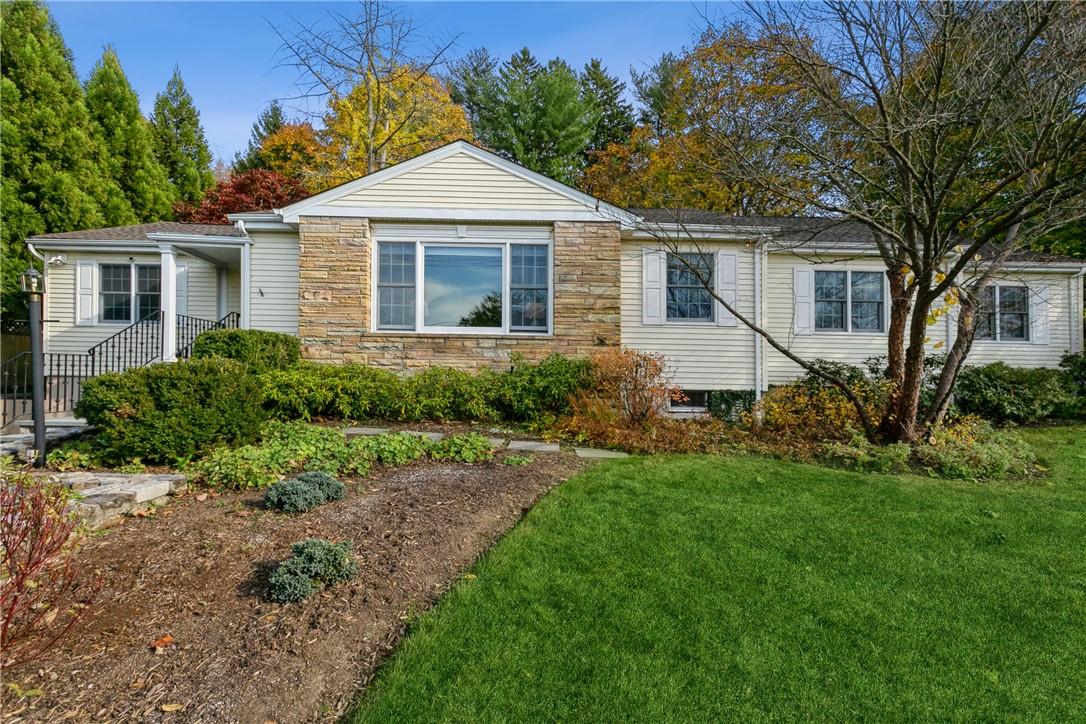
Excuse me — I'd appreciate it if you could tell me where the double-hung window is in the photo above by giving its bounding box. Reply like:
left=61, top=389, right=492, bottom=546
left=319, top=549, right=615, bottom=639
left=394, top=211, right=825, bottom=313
left=976, top=285, right=1029, bottom=341
left=814, top=269, right=886, bottom=333
left=99, top=263, right=160, bottom=324
left=376, top=239, right=550, bottom=334
left=666, top=252, right=714, bottom=322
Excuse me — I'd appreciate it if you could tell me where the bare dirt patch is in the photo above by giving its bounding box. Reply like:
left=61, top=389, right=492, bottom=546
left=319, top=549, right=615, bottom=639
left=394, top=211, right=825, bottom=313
left=3, top=452, right=585, bottom=723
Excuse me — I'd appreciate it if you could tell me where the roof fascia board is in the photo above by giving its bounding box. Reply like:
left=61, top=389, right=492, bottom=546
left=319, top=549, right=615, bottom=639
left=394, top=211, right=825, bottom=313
left=147, top=233, right=247, bottom=247
left=283, top=205, right=624, bottom=224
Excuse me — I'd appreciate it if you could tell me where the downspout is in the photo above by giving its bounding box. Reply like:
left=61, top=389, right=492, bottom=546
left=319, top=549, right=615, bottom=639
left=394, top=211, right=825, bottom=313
left=1072, top=268, right=1086, bottom=354
left=753, top=238, right=765, bottom=401
left=25, top=242, right=45, bottom=263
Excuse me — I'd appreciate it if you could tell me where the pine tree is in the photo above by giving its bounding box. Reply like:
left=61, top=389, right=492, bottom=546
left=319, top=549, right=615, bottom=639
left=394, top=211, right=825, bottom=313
left=474, top=49, right=598, bottom=185
left=150, top=67, right=214, bottom=205
left=85, top=47, right=175, bottom=221
left=234, top=100, right=286, bottom=172
left=0, top=0, right=126, bottom=317
left=580, top=59, right=635, bottom=155
left=450, top=48, right=498, bottom=131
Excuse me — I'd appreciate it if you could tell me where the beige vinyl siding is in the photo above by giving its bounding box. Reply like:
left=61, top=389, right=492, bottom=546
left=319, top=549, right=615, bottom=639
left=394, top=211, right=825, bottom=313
left=329, top=152, right=587, bottom=211
left=227, top=268, right=241, bottom=317
left=763, top=255, right=1079, bottom=384
left=42, top=252, right=220, bottom=355
left=621, top=240, right=756, bottom=390
left=248, top=230, right=299, bottom=334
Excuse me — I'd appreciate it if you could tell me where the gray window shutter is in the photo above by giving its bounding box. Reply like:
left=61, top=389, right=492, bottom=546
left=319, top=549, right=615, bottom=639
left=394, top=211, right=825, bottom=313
left=176, top=264, right=189, bottom=316
left=642, top=248, right=665, bottom=325
left=1030, top=284, right=1048, bottom=345
left=715, top=252, right=737, bottom=326
left=76, top=261, right=95, bottom=326
left=793, top=267, right=814, bottom=335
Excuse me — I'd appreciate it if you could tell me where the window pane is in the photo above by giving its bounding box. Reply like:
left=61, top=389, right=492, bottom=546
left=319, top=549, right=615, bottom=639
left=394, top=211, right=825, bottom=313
left=667, top=253, right=713, bottom=287
left=851, top=301, right=883, bottom=331
left=511, top=289, right=547, bottom=329
left=136, top=266, right=160, bottom=319
left=100, top=264, right=131, bottom=322
left=999, top=286, right=1028, bottom=314
left=815, top=271, right=847, bottom=302
left=511, top=245, right=548, bottom=287
left=667, top=286, right=713, bottom=321
left=816, top=300, right=846, bottom=330
left=423, top=246, right=503, bottom=328
left=378, top=286, right=416, bottom=329
left=851, top=271, right=883, bottom=302
left=379, top=243, right=415, bottom=285
left=1001, top=312, right=1028, bottom=340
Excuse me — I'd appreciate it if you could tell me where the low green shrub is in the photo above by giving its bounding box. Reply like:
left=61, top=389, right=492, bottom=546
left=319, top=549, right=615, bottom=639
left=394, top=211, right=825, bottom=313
left=264, top=471, right=345, bottom=513
left=1057, top=352, right=1086, bottom=417
left=399, top=368, right=499, bottom=422
left=267, top=538, right=357, bottom=603
left=913, top=416, right=1037, bottom=480
left=821, top=431, right=912, bottom=474
left=956, top=362, right=1074, bottom=424
left=356, top=432, right=428, bottom=466
left=194, top=444, right=279, bottom=490
left=75, top=358, right=266, bottom=465
left=45, top=440, right=100, bottom=471
left=489, top=354, right=593, bottom=424
left=503, top=455, right=533, bottom=466
left=190, top=328, right=300, bottom=374
left=261, top=363, right=401, bottom=421
left=707, top=390, right=756, bottom=422
left=429, top=433, right=494, bottom=463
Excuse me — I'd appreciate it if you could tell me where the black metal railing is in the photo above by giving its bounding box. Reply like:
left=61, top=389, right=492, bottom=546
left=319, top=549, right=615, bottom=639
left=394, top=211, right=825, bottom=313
left=176, top=311, right=240, bottom=358
left=86, top=310, right=164, bottom=374
left=1, top=351, right=95, bottom=426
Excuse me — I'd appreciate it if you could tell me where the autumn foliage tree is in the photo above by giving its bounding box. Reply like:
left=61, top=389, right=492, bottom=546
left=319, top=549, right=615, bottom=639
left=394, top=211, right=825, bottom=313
left=174, top=169, right=308, bottom=224
left=260, top=122, right=323, bottom=191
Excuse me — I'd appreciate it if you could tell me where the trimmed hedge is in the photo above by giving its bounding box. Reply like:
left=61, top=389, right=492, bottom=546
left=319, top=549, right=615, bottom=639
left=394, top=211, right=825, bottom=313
left=191, top=328, right=300, bottom=373
left=260, top=354, right=591, bottom=425
left=75, top=358, right=266, bottom=464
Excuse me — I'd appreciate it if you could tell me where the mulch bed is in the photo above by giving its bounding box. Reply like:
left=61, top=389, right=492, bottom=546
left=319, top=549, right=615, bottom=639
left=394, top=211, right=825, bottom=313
left=3, top=451, right=586, bottom=723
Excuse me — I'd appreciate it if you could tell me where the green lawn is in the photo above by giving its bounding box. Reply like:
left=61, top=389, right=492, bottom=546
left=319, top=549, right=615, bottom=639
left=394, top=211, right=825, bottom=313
left=350, top=426, right=1086, bottom=722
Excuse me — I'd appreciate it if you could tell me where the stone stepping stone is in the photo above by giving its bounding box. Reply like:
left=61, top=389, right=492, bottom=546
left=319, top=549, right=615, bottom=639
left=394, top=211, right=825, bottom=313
left=343, top=426, right=390, bottom=438
left=574, top=447, right=630, bottom=459
left=508, top=440, right=560, bottom=453
left=488, top=437, right=509, bottom=448
left=404, top=430, right=445, bottom=441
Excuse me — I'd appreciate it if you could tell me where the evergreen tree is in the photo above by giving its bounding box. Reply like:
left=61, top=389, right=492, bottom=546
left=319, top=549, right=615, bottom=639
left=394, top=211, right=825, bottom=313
left=449, top=48, right=498, bottom=131
left=0, top=0, right=126, bottom=317
left=234, top=100, right=286, bottom=172
left=85, top=47, right=174, bottom=222
left=150, top=67, right=214, bottom=205
left=580, top=59, right=635, bottom=155
left=474, top=49, right=598, bottom=185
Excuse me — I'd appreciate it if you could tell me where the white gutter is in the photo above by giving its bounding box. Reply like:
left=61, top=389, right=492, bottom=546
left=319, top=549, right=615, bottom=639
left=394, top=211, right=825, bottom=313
left=25, top=241, right=45, bottom=262
left=1071, top=267, right=1086, bottom=354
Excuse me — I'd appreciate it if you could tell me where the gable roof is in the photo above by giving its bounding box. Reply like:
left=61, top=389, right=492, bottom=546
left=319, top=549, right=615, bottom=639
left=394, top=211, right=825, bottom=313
left=29, top=221, right=243, bottom=242
left=272, top=140, right=637, bottom=225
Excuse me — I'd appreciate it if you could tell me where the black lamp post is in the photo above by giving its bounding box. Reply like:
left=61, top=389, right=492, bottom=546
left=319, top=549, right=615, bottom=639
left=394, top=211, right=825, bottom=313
left=20, top=268, right=46, bottom=467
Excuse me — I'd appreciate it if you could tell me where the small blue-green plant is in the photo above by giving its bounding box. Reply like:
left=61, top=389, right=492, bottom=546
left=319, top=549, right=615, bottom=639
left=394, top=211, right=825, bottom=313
left=267, top=538, right=357, bottom=603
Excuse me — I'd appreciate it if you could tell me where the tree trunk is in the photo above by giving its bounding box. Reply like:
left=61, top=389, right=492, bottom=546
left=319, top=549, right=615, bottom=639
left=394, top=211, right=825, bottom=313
left=926, top=291, right=978, bottom=427
left=881, top=291, right=936, bottom=443
left=877, top=265, right=914, bottom=439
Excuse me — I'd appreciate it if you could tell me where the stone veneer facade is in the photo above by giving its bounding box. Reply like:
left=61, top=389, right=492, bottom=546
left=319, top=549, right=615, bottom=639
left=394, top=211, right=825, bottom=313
left=297, top=216, right=621, bottom=371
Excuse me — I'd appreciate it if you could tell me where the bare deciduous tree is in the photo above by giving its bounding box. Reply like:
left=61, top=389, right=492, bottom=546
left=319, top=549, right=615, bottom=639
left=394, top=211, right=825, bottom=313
left=273, top=0, right=460, bottom=174
left=650, top=0, right=1086, bottom=443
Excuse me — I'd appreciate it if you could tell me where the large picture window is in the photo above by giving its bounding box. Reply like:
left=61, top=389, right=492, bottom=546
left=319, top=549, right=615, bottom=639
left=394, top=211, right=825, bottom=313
left=376, top=240, right=550, bottom=334
left=814, top=269, right=886, bottom=333
left=976, top=285, right=1029, bottom=341
left=100, top=263, right=160, bottom=323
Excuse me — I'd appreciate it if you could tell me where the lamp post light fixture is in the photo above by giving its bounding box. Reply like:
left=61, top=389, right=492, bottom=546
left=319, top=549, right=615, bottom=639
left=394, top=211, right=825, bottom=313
left=20, top=267, right=47, bottom=467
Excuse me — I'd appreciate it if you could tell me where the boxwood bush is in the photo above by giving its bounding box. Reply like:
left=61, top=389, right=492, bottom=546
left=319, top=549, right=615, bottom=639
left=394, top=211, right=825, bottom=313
left=191, top=328, right=300, bottom=373
left=75, top=358, right=265, bottom=464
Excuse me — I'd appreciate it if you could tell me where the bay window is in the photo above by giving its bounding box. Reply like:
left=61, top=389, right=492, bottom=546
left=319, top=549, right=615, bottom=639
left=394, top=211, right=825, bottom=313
left=100, top=263, right=160, bottom=324
left=376, top=239, right=550, bottom=334
left=814, top=269, right=886, bottom=333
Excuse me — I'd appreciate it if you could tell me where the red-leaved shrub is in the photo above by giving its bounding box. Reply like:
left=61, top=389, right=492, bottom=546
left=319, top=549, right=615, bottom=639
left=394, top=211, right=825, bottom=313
left=1, top=473, right=100, bottom=670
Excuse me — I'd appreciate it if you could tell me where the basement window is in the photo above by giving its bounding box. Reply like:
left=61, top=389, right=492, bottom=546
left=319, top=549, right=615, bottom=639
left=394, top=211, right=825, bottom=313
left=670, top=389, right=708, bottom=412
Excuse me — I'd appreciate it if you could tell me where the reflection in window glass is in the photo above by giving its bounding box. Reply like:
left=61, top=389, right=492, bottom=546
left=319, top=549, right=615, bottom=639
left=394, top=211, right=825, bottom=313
left=666, top=252, right=713, bottom=321
left=815, top=270, right=847, bottom=330
left=511, top=245, right=548, bottom=330
left=424, top=246, right=503, bottom=328
left=377, top=242, right=416, bottom=329
left=100, top=264, right=132, bottom=322
left=850, top=271, right=884, bottom=331
left=136, top=266, right=160, bottom=320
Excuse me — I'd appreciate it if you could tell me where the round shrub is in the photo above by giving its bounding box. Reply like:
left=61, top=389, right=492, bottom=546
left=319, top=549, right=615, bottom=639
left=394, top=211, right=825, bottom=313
left=956, top=362, right=1074, bottom=424
left=191, top=328, right=300, bottom=374
left=267, top=538, right=357, bottom=603
left=75, top=358, right=266, bottom=465
left=264, top=478, right=329, bottom=513
left=294, top=471, right=345, bottom=502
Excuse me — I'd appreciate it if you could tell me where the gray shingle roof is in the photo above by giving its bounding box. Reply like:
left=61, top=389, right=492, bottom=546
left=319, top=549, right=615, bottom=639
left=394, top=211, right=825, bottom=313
left=29, top=221, right=244, bottom=241
left=631, top=208, right=875, bottom=244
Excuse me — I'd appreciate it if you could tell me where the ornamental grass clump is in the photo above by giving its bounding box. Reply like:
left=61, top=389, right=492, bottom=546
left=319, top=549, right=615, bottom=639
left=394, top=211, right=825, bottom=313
left=267, top=539, right=357, bottom=603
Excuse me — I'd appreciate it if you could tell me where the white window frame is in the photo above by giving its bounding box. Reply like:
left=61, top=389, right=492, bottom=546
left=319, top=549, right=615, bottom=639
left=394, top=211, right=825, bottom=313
left=976, top=284, right=1031, bottom=343
left=97, top=261, right=161, bottom=325
left=813, top=266, right=889, bottom=335
left=665, top=252, right=716, bottom=325
left=372, top=237, right=553, bottom=336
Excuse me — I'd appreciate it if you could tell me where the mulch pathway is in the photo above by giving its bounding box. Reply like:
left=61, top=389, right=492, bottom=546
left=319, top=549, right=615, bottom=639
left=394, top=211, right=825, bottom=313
left=2, top=451, right=585, bottom=723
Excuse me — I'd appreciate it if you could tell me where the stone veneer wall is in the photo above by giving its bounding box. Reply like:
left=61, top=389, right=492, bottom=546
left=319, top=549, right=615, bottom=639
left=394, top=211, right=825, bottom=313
left=297, top=217, right=620, bottom=371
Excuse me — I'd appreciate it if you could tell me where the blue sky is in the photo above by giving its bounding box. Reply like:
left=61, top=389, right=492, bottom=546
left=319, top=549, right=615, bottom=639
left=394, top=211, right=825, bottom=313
left=49, top=1, right=735, bottom=162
